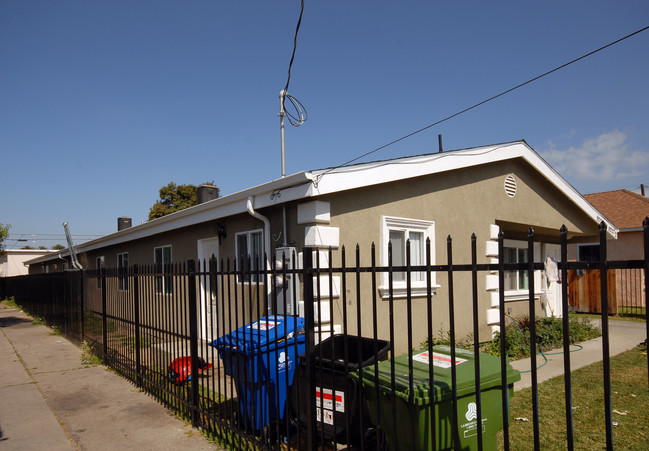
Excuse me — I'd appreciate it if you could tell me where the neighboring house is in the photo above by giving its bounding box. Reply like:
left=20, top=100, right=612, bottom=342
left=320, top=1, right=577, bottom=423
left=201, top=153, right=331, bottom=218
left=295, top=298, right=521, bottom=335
left=25, top=141, right=617, bottom=351
left=1, top=249, right=57, bottom=277
left=567, top=189, right=648, bottom=313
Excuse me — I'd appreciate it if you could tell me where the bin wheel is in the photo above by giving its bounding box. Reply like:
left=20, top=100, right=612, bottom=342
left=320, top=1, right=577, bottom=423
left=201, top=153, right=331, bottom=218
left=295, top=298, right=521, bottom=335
left=362, top=427, right=387, bottom=451
left=262, top=419, right=280, bottom=446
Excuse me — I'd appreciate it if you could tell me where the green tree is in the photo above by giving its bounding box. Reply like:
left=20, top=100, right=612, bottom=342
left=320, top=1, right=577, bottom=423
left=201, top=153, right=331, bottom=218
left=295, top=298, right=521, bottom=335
left=0, top=223, right=9, bottom=254
left=51, top=244, right=65, bottom=250
left=148, top=182, right=219, bottom=220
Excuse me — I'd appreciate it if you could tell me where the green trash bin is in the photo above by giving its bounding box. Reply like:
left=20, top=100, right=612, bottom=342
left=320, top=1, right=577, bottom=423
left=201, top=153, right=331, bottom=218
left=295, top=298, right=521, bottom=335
left=352, top=345, right=520, bottom=450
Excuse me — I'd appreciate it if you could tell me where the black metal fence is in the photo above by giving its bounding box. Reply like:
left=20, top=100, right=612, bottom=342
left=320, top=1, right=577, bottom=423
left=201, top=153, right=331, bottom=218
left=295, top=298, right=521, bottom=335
left=2, top=222, right=648, bottom=450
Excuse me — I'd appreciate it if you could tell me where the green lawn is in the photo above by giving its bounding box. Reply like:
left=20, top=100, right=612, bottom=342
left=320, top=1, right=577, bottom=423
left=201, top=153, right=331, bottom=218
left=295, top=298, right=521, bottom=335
left=503, top=344, right=649, bottom=449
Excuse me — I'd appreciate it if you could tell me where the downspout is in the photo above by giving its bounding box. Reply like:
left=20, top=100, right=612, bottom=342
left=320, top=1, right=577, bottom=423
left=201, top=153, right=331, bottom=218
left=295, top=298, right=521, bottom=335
left=246, top=196, right=272, bottom=310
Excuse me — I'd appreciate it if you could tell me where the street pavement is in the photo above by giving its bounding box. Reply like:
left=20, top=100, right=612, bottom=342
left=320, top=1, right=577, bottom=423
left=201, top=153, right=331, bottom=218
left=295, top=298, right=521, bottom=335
left=0, top=304, right=221, bottom=451
left=511, top=318, right=647, bottom=391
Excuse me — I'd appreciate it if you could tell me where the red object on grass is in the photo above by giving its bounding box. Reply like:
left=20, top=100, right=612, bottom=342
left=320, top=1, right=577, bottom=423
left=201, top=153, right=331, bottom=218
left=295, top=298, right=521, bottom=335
left=167, top=356, right=213, bottom=384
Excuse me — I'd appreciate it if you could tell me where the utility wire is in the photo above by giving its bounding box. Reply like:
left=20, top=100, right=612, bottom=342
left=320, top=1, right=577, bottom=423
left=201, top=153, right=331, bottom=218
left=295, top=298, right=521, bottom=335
left=281, top=0, right=307, bottom=127
left=284, top=0, right=305, bottom=93
left=320, top=24, right=649, bottom=176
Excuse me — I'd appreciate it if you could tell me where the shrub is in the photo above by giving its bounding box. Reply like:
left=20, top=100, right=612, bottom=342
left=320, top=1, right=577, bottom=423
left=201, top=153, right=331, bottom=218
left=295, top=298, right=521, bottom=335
left=483, top=314, right=601, bottom=359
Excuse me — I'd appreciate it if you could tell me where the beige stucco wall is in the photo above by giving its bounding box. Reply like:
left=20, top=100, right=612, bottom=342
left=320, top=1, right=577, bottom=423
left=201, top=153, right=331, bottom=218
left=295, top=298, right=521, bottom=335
left=307, top=158, right=601, bottom=352
left=2, top=251, right=57, bottom=276
left=567, top=230, right=643, bottom=261
left=25, top=157, right=604, bottom=354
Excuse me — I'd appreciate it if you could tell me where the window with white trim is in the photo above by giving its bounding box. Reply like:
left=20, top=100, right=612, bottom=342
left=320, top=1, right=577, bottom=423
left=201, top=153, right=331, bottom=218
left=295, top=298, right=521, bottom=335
left=380, top=216, right=438, bottom=298
left=504, top=246, right=529, bottom=291
left=117, top=252, right=129, bottom=291
left=502, top=239, right=541, bottom=300
left=578, top=244, right=600, bottom=262
left=96, top=256, right=105, bottom=289
left=236, top=229, right=264, bottom=283
left=154, top=245, right=173, bottom=294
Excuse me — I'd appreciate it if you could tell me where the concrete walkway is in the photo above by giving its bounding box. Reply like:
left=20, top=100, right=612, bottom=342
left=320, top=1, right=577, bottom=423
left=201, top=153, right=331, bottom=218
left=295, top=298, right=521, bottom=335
left=0, top=304, right=221, bottom=451
left=511, top=318, right=647, bottom=391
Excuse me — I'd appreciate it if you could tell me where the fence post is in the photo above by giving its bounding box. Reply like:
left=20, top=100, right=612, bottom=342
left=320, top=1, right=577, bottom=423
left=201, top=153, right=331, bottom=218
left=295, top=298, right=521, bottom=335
left=187, top=259, right=200, bottom=428
left=79, top=270, right=85, bottom=343
left=133, top=264, right=142, bottom=387
left=302, top=247, right=316, bottom=451
left=497, top=229, right=510, bottom=450
left=644, top=217, right=649, bottom=391
left=560, top=225, right=575, bottom=450
left=599, top=222, right=613, bottom=449
left=101, top=266, right=108, bottom=360
left=527, top=228, right=540, bottom=449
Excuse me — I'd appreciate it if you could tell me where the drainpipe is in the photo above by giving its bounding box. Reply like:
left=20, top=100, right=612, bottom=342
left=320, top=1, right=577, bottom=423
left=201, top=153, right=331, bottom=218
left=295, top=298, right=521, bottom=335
left=247, top=196, right=272, bottom=308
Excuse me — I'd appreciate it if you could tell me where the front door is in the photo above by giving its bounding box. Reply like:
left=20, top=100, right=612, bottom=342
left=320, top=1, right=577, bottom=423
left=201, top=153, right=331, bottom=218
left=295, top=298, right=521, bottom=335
left=198, top=238, right=220, bottom=341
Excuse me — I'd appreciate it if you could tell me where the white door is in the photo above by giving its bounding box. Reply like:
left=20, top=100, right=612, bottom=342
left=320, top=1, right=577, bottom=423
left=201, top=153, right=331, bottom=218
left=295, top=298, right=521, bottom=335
left=198, top=238, right=220, bottom=341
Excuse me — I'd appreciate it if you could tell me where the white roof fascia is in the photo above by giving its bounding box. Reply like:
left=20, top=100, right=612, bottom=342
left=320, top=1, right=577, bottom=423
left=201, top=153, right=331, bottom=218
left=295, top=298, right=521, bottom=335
left=309, top=141, right=617, bottom=238
left=27, top=140, right=618, bottom=267
left=63, top=172, right=315, bottom=255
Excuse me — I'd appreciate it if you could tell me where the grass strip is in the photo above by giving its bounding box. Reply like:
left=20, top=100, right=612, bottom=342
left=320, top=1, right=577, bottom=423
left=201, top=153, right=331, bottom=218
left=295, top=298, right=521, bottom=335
left=503, top=344, right=648, bottom=449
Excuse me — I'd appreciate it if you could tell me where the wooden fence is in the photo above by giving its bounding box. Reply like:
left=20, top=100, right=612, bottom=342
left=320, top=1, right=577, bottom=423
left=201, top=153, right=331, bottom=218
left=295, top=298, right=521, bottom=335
left=568, top=268, right=646, bottom=314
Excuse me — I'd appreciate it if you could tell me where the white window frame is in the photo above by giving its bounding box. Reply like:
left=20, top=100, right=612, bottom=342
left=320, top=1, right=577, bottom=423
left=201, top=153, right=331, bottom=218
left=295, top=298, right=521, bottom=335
left=379, top=216, right=439, bottom=299
left=117, top=252, right=129, bottom=291
left=96, top=256, right=105, bottom=289
left=577, top=243, right=600, bottom=262
left=235, top=229, right=264, bottom=283
left=502, top=239, right=542, bottom=301
left=154, top=245, right=173, bottom=295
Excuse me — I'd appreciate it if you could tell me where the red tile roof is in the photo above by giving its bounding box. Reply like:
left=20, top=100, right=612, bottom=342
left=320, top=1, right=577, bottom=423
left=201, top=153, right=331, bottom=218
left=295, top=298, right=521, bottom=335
left=584, top=189, right=649, bottom=230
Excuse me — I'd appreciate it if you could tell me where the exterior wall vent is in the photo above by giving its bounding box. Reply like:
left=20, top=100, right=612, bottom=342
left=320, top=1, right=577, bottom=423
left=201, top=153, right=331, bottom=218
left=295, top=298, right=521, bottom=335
left=118, top=217, right=132, bottom=231
left=504, top=175, right=517, bottom=198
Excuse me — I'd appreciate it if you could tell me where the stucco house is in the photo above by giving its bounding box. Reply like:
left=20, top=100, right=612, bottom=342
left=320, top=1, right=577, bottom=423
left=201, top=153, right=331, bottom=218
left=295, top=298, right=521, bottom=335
left=1, top=249, right=57, bottom=277
left=25, top=141, right=616, bottom=350
left=567, top=189, right=648, bottom=313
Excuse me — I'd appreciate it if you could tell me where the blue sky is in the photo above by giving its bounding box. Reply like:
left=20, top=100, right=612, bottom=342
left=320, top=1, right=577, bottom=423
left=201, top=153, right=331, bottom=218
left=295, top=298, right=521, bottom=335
left=2, top=1, right=648, bottom=249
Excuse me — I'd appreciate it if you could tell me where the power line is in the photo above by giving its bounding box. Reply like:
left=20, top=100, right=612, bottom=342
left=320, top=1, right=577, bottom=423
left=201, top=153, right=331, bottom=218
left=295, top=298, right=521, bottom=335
left=284, top=0, right=305, bottom=93
left=320, top=24, right=649, bottom=176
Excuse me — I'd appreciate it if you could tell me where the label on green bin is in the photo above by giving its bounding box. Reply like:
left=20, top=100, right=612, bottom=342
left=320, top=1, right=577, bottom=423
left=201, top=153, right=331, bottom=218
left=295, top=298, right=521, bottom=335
left=461, top=401, right=488, bottom=438
left=412, top=351, right=467, bottom=368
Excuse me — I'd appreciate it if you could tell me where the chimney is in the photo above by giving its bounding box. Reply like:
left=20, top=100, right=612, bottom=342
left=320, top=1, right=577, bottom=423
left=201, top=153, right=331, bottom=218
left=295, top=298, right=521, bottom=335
left=438, top=134, right=443, bottom=153
left=197, top=184, right=220, bottom=204
left=118, top=217, right=132, bottom=231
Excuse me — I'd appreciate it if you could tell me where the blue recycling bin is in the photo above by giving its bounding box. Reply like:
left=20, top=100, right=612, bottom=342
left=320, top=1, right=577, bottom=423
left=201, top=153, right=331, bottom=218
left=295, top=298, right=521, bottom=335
left=210, top=315, right=305, bottom=431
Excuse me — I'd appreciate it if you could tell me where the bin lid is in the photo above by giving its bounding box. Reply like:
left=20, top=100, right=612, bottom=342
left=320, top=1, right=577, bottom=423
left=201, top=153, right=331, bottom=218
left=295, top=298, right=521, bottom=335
left=209, top=315, right=305, bottom=355
left=356, top=345, right=520, bottom=405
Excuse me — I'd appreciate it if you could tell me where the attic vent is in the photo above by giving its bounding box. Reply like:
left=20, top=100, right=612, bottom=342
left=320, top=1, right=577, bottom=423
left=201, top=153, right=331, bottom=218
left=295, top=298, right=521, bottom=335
left=504, top=175, right=517, bottom=198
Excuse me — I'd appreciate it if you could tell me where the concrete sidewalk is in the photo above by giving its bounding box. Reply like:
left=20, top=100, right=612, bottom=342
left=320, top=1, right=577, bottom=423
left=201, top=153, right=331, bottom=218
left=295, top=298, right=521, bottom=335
left=511, top=318, right=647, bottom=391
left=0, top=304, right=221, bottom=451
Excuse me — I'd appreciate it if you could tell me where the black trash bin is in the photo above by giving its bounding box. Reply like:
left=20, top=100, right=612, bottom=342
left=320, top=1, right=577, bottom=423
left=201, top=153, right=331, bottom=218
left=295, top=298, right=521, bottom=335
left=290, top=334, right=390, bottom=447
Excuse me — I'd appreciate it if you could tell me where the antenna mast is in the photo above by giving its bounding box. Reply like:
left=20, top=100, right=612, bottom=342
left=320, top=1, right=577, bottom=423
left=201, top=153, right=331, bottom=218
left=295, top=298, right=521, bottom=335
left=279, top=90, right=287, bottom=178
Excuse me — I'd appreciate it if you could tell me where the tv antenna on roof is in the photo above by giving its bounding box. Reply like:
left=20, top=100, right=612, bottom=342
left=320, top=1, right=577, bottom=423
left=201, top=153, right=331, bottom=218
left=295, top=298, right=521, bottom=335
left=278, top=0, right=307, bottom=178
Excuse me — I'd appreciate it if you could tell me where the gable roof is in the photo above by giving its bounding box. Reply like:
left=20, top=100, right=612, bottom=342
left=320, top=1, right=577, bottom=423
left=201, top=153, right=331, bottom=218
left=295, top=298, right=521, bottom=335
left=26, top=140, right=617, bottom=266
left=584, top=189, right=649, bottom=231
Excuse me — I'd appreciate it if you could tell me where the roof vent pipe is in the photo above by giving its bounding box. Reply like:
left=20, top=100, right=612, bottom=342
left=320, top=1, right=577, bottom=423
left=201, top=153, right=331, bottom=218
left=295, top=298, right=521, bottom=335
left=438, top=134, right=443, bottom=153
left=62, top=222, right=82, bottom=270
